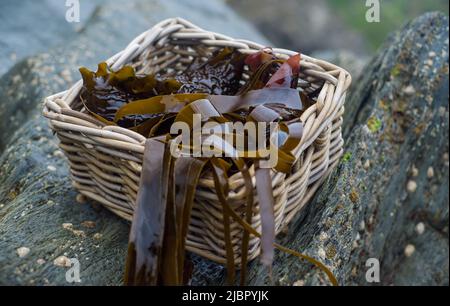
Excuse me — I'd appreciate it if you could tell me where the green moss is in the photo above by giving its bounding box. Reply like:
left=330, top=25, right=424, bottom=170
left=390, top=64, right=402, bottom=77
left=342, top=152, right=352, bottom=162
left=367, top=116, right=382, bottom=133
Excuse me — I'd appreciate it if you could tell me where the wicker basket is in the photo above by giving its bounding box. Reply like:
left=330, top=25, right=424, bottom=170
left=43, top=17, right=351, bottom=265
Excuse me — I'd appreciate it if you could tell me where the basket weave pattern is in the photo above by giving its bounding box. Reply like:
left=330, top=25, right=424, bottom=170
left=43, top=18, right=351, bottom=265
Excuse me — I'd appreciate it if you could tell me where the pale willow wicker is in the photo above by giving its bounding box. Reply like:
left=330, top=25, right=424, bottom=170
left=43, top=18, right=351, bottom=265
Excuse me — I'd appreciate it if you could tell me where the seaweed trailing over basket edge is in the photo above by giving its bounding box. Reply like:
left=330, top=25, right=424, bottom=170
left=77, top=47, right=338, bottom=286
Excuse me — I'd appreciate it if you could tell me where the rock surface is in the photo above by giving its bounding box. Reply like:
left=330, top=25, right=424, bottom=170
left=0, top=0, right=268, bottom=285
left=0, top=1, right=448, bottom=286
left=244, top=11, right=448, bottom=286
left=0, top=0, right=100, bottom=76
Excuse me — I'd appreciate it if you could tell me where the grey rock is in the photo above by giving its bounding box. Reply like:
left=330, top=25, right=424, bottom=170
left=340, top=11, right=449, bottom=286
left=0, top=0, right=101, bottom=76
left=245, top=11, right=447, bottom=286
left=227, top=0, right=368, bottom=56
left=0, top=0, right=268, bottom=285
left=0, top=115, right=129, bottom=285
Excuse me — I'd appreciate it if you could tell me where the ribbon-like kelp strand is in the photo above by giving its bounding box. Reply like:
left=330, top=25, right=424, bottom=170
left=169, top=97, right=303, bottom=174
left=279, top=122, right=303, bottom=152
left=211, top=158, right=236, bottom=284
left=274, top=244, right=338, bottom=286
left=262, top=53, right=303, bottom=172
left=174, top=98, right=222, bottom=128
left=128, top=143, right=208, bottom=286
left=149, top=113, right=177, bottom=138
left=126, top=141, right=208, bottom=286
left=114, top=93, right=208, bottom=123
left=255, top=163, right=276, bottom=270
left=232, top=158, right=254, bottom=286
left=113, top=88, right=303, bottom=125
left=174, top=157, right=208, bottom=284
left=215, top=88, right=302, bottom=113
left=248, top=106, right=277, bottom=272
left=125, top=136, right=173, bottom=285
left=159, top=153, right=178, bottom=285
left=215, top=190, right=338, bottom=286
left=209, top=154, right=338, bottom=286
left=245, top=105, right=303, bottom=174
left=248, top=105, right=281, bottom=122
left=236, top=55, right=327, bottom=284
left=238, top=49, right=283, bottom=94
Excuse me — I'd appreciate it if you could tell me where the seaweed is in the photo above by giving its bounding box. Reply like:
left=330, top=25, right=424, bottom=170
left=176, top=47, right=246, bottom=95
left=79, top=47, right=246, bottom=134
left=79, top=62, right=181, bottom=128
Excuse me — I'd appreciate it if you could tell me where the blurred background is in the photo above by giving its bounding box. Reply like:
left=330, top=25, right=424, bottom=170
left=227, top=0, right=449, bottom=55
left=328, top=0, right=449, bottom=51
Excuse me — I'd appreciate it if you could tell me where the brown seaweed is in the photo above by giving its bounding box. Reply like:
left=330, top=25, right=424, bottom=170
left=79, top=48, right=246, bottom=132
left=176, top=47, right=246, bottom=95
left=125, top=136, right=172, bottom=285
left=79, top=63, right=180, bottom=128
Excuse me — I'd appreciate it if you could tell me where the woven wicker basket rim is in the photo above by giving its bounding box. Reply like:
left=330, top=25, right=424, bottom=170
left=44, top=17, right=352, bottom=168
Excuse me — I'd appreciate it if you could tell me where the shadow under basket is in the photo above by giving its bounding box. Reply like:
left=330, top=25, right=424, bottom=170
left=43, top=18, right=352, bottom=266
